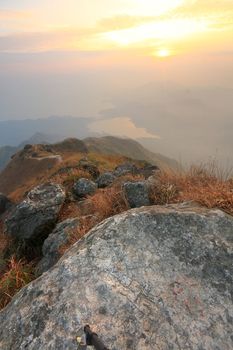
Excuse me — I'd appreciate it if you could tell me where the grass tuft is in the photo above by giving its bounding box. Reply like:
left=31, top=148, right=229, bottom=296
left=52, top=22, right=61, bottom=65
left=151, top=163, right=233, bottom=215
left=0, top=256, right=35, bottom=309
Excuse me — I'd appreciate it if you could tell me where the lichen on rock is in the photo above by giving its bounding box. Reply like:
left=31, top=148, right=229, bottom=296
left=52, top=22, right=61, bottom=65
left=0, top=203, right=233, bottom=350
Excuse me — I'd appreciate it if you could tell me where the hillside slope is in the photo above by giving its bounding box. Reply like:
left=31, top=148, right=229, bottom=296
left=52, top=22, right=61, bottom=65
left=0, top=137, right=178, bottom=198
left=85, top=136, right=179, bottom=170
left=0, top=132, right=60, bottom=171
left=0, top=139, right=88, bottom=197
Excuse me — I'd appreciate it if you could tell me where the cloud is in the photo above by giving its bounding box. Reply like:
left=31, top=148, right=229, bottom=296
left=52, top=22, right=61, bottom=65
left=0, top=1, right=232, bottom=53
left=0, top=10, right=30, bottom=20
left=97, top=15, right=160, bottom=31
left=0, top=28, right=95, bottom=53
left=171, top=0, right=233, bottom=28
left=88, top=117, right=160, bottom=139
left=0, top=14, right=159, bottom=53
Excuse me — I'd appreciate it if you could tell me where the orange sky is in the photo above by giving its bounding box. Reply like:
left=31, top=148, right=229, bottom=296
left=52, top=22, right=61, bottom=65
left=0, top=1, right=232, bottom=165
left=0, top=0, right=233, bottom=57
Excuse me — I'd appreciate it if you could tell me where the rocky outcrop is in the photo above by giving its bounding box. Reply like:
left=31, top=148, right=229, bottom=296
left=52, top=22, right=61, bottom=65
left=114, top=162, right=138, bottom=177
left=73, top=178, right=97, bottom=198
left=123, top=181, right=151, bottom=208
left=114, top=162, right=160, bottom=180
left=0, top=204, right=232, bottom=350
left=5, top=183, right=65, bottom=240
left=97, top=172, right=116, bottom=188
left=0, top=193, right=11, bottom=215
left=36, top=218, right=79, bottom=275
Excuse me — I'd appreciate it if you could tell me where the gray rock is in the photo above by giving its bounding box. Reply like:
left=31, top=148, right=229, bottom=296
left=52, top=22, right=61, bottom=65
left=97, top=172, right=116, bottom=188
left=1, top=204, right=233, bottom=350
left=5, top=183, right=65, bottom=240
left=73, top=178, right=97, bottom=198
left=36, top=218, right=79, bottom=275
left=0, top=193, right=11, bottom=215
left=114, top=162, right=138, bottom=177
left=123, top=181, right=150, bottom=208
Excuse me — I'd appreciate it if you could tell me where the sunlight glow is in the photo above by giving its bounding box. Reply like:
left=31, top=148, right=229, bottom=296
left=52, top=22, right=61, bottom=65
left=102, top=18, right=210, bottom=46
left=156, top=49, right=171, bottom=58
left=128, top=0, right=185, bottom=16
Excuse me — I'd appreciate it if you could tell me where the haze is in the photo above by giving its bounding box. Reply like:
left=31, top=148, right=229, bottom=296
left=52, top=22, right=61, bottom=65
left=0, top=0, right=233, bottom=165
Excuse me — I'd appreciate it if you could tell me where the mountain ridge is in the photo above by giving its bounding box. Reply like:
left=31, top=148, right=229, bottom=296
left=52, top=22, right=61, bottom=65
left=0, top=136, right=178, bottom=198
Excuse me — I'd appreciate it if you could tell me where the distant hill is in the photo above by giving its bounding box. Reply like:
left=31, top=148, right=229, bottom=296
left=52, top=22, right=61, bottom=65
left=18, top=132, right=60, bottom=148
left=0, top=132, right=61, bottom=171
left=85, top=136, right=179, bottom=170
left=0, top=146, right=18, bottom=171
left=0, top=138, right=88, bottom=197
left=0, top=136, right=178, bottom=198
left=0, top=116, right=91, bottom=147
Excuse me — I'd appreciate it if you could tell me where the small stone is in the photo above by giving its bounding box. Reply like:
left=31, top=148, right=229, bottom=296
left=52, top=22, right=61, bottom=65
left=97, top=172, right=116, bottom=188
left=73, top=178, right=97, bottom=198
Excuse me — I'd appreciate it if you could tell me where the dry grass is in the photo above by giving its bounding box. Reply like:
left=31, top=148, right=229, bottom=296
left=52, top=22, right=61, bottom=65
left=58, top=202, right=82, bottom=222
left=91, top=184, right=129, bottom=221
left=152, top=164, right=233, bottom=215
left=86, top=152, right=129, bottom=172
left=59, top=216, right=95, bottom=255
left=50, top=169, right=92, bottom=192
left=59, top=184, right=129, bottom=255
left=0, top=256, right=35, bottom=309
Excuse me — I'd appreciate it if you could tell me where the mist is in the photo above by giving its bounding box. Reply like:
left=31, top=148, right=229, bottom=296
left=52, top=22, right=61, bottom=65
left=0, top=49, right=232, bottom=166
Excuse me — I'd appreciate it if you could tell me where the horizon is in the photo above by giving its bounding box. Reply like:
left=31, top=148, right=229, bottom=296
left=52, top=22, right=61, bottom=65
left=0, top=1, right=232, bottom=165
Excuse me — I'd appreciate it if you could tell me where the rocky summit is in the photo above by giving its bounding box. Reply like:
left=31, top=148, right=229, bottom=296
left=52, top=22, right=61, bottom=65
left=0, top=203, right=232, bottom=350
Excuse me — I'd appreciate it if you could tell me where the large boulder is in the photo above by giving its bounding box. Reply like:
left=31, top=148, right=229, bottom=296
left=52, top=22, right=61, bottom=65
left=0, top=204, right=233, bottom=350
left=97, top=172, right=116, bottom=188
left=123, top=181, right=151, bottom=208
left=5, top=183, right=65, bottom=240
left=0, top=193, right=11, bottom=215
left=73, top=178, right=97, bottom=198
left=36, top=218, right=79, bottom=275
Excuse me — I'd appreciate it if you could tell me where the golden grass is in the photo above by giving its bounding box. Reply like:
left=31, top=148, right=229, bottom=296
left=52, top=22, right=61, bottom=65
left=91, top=184, right=129, bottom=221
left=0, top=256, right=35, bottom=309
left=86, top=152, right=129, bottom=172
left=59, top=216, right=95, bottom=255
left=59, top=184, right=129, bottom=255
left=152, top=164, right=233, bottom=215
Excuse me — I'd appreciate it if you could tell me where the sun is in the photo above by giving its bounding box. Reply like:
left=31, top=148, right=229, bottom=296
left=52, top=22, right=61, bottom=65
left=156, top=49, right=171, bottom=58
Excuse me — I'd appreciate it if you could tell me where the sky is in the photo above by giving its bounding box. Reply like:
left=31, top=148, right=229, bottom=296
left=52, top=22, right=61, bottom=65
left=0, top=0, right=233, bottom=164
